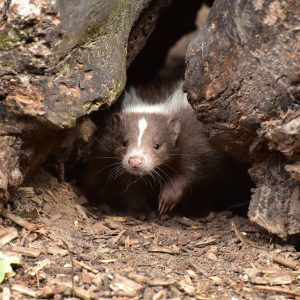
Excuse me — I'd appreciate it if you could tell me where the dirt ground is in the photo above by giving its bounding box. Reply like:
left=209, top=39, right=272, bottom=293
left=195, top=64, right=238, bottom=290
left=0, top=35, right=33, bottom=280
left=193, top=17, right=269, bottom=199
left=0, top=169, right=299, bottom=300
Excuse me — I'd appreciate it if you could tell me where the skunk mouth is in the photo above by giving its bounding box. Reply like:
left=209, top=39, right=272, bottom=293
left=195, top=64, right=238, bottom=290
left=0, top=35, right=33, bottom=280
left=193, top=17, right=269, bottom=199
left=125, top=168, right=146, bottom=176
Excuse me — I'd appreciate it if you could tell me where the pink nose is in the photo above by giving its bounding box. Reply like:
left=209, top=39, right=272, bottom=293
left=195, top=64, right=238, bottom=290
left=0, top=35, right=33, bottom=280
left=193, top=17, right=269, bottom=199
left=128, top=156, right=144, bottom=169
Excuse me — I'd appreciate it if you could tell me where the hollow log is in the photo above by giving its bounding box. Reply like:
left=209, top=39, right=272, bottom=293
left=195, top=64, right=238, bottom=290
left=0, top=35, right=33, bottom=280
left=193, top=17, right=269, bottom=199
left=185, top=0, right=300, bottom=238
left=0, top=0, right=169, bottom=202
left=1, top=0, right=299, bottom=239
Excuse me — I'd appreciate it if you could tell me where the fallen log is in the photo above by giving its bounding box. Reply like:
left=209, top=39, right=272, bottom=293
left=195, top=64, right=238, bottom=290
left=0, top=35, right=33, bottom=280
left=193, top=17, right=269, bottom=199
left=185, top=0, right=300, bottom=238
left=0, top=0, right=169, bottom=202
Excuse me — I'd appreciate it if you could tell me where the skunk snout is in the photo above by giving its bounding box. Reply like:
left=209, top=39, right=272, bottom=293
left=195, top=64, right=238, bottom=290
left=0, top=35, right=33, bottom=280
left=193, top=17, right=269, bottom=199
left=128, top=156, right=145, bottom=169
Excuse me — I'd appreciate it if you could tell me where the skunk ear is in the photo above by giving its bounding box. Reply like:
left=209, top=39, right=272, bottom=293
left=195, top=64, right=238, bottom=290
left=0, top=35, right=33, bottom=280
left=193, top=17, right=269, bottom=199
left=167, top=118, right=181, bottom=143
left=110, top=113, right=122, bottom=129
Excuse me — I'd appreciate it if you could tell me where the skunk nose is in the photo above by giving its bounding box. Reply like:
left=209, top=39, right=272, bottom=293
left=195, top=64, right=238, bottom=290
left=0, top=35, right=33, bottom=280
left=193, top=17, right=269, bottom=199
left=128, top=156, right=144, bottom=169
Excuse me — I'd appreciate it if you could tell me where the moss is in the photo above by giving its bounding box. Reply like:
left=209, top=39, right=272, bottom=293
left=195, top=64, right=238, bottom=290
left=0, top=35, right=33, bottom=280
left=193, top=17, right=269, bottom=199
left=0, top=33, right=14, bottom=51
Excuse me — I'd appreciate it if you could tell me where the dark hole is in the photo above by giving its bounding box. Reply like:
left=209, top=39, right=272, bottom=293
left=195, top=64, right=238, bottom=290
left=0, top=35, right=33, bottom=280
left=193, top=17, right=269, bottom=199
left=65, top=0, right=253, bottom=218
left=127, top=0, right=211, bottom=85
left=0, top=93, right=7, bottom=101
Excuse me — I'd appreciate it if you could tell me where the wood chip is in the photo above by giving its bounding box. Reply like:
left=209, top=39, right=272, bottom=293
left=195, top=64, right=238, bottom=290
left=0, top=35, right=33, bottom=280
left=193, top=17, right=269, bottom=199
left=187, top=269, right=198, bottom=280
left=178, top=281, right=196, bottom=295
left=195, top=280, right=212, bottom=295
left=46, top=246, right=68, bottom=256
left=76, top=195, right=89, bottom=205
left=92, top=222, right=110, bottom=233
left=248, top=273, right=294, bottom=285
left=12, top=285, right=37, bottom=298
left=107, top=216, right=127, bottom=222
left=76, top=260, right=99, bottom=274
left=174, top=216, right=198, bottom=227
left=195, top=236, right=219, bottom=247
left=73, top=287, right=92, bottom=300
left=152, top=290, right=168, bottom=300
left=75, top=204, right=88, bottom=220
left=104, top=218, right=125, bottom=230
left=273, top=255, right=300, bottom=270
left=127, top=273, right=149, bottom=284
left=10, top=246, right=41, bottom=258
left=0, top=227, right=18, bottom=246
left=81, top=270, right=94, bottom=284
left=209, top=276, right=223, bottom=285
left=148, top=279, right=175, bottom=286
left=149, top=244, right=180, bottom=255
left=1, top=209, right=45, bottom=232
left=178, top=275, right=196, bottom=295
left=110, top=229, right=126, bottom=244
left=37, top=285, right=68, bottom=298
left=98, top=258, right=116, bottom=264
left=26, top=258, right=51, bottom=276
left=45, top=189, right=58, bottom=203
left=232, top=220, right=262, bottom=249
left=110, top=274, right=143, bottom=296
left=254, top=285, right=300, bottom=297
left=98, top=290, right=138, bottom=297
left=2, top=287, right=11, bottom=300
left=64, top=283, right=93, bottom=300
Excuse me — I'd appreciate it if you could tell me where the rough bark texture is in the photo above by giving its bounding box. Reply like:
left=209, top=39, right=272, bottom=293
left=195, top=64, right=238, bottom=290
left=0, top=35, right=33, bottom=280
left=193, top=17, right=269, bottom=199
left=185, top=0, right=300, bottom=238
left=249, top=155, right=300, bottom=239
left=0, top=0, right=167, bottom=202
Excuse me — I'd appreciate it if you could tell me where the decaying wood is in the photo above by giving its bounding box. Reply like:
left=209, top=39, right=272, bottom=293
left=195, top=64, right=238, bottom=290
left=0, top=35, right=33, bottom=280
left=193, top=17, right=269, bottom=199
left=273, top=255, right=300, bottom=271
left=0, top=0, right=168, bottom=202
left=1, top=170, right=299, bottom=299
left=0, top=226, right=18, bottom=245
left=0, top=0, right=299, bottom=241
left=185, top=0, right=300, bottom=238
left=248, top=155, right=300, bottom=238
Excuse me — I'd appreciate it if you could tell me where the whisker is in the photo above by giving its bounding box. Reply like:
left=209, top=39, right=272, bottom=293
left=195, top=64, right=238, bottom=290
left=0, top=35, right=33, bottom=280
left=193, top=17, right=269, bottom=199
left=106, top=164, right=123, bottom=186
left=150, top=169, right=163, bottom=187
left=96, top=162, right=121, bottom=176
left=163, top=164, right=180, bottom=177
left=156, top=167, right=176, bottom=192
left=122, top=175, right=140, bottom=194
left=91, top=156, right=119, bottom=160
left=145, top=172, right=156, bottom=190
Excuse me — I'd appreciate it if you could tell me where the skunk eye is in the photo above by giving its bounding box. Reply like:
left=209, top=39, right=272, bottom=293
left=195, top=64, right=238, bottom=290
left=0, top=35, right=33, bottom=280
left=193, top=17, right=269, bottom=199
left=123, top=140, right=128, bottom=147
left=154, top=143, right=160, bottom=150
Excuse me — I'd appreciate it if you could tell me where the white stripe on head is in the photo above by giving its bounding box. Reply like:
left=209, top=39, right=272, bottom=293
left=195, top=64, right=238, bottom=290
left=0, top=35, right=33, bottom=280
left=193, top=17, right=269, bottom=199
left=137, top=118, right=147, bottom=147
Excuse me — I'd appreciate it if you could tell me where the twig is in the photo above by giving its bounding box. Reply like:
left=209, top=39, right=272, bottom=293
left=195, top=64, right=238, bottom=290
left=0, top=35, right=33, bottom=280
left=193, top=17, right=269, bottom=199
left=231, top=220, right=262, bottom=249
left=110, top=229, right=126, bottom=244
left=61, top=240, right=75, bottom=297
left=98, top=258, right=116, bottom=264
left=11, top=285, right=37, bottom=298
left=273, top=255, right=300, bottom=270
left=1, top=209, right=47, bottom=234
left=0, top=227, right=18, bottom=245
left=148, top=244, right=180, bottom=255
left=1, top=209, right=36, bottom=231
left=254, top=285, right=300, bottom=297
left=75, top=260, right=99, bottom=274
left=10, top=246, right=41, bottom=258
left=148, top=279, right=175, bottom=286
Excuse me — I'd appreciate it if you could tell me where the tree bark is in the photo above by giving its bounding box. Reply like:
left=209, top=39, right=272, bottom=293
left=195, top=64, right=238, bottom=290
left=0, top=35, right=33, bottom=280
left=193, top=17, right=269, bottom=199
left=0, top=0, right=168, bottom=202
left=185, top=0, right=300, bottom=238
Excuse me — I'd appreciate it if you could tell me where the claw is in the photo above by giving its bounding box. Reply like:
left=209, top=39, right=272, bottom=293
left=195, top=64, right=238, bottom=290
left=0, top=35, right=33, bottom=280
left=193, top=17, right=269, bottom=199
left=159, top=203, right=166, bottom=216
left=158, top=201, right=162, bottom=214
left=169, top=204, right=176, bottom=212
left=158, top=202, right=166, bottom=216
